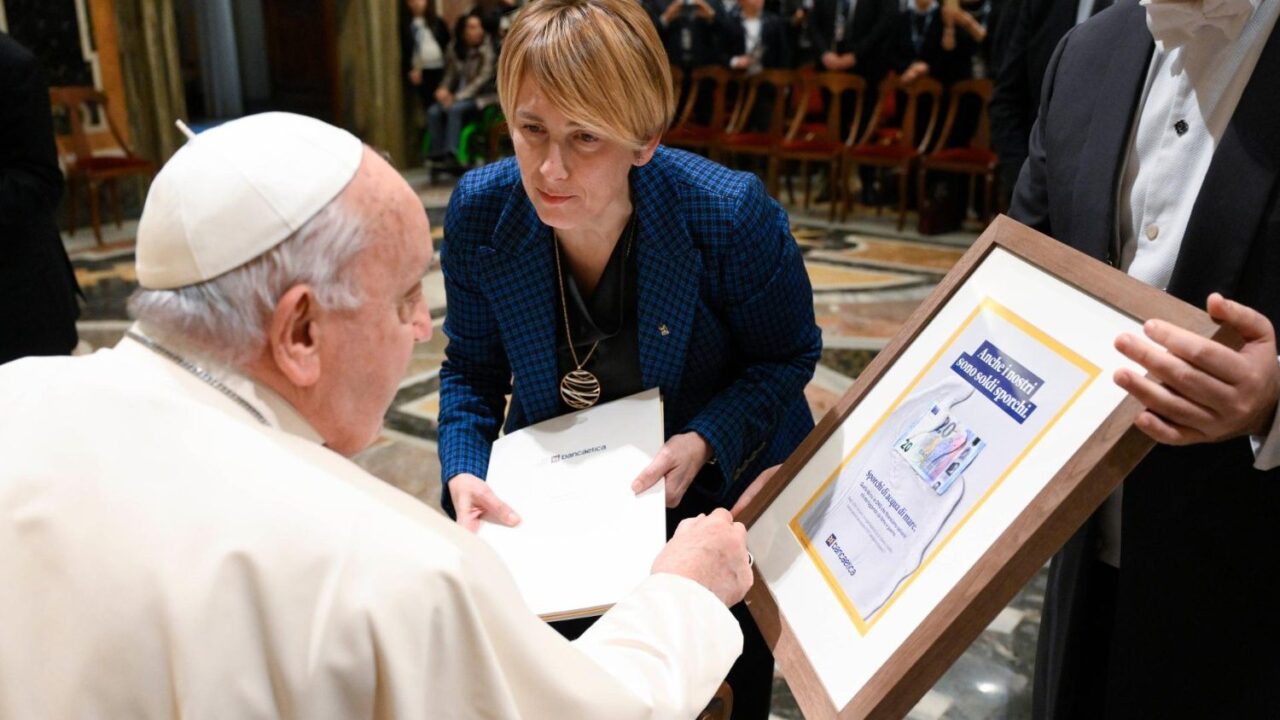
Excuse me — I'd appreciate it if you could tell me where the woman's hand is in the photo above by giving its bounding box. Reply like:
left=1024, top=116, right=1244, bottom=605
left=434, top=87, right=454, bottom=108
left=408, top=69, right=423, bottom=86
left=902, top=61, right=930, bottom=83
left=632, top=432, right=713, bottom=508
left=448, top=473, right=521, bottom=532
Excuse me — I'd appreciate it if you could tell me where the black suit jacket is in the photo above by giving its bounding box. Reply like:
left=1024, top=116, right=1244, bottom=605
left=887, top=7, right=977, bottom=86
left=988, top=0, right=1075, bottom=170
left=808, top=0, right=897, bottom=80
left=0, top=33, right=79, bottom=365
left=726, top=12, right=790, bottom=70
left=1011, top=3, right=1280, bottom=717
left=646, top=0, right=735, bottom=69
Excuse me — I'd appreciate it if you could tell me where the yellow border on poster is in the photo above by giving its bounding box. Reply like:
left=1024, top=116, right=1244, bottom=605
left=788, top=297, right=1100, bottom=636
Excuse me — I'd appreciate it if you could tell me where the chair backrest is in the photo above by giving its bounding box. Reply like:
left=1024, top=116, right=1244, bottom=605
left=48, top=86, right=138, bottom=168
left=725, top=69, right=796, bottom=136
left=929, top=77, right=993, bottom=154
left=859, top=75, right=944, bottom=154
left=673, top=66, right=735, bottom=132
left=785, top=72, right=867, bottom=147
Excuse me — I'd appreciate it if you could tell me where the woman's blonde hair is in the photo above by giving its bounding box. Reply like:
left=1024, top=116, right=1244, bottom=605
left=497, top=0, right=675, bottom=150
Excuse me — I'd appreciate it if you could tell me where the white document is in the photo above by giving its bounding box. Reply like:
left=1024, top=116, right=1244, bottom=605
left=477, top=388, right=666, bottom=620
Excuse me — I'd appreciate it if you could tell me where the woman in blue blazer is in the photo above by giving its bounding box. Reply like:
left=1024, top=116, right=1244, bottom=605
left=437, top=1, right=820, bottom=716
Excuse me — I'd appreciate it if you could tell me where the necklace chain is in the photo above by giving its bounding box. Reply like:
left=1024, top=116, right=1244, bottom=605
left=553, top=216, right=636, bottom=409
left=126, top=331, right=270, bottom=426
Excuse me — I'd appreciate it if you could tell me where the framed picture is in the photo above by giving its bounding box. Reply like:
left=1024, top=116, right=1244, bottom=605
left=736, top=216, right=1238, bottom=719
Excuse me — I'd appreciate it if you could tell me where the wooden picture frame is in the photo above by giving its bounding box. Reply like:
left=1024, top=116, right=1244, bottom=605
left=736, top=216, right=1239, bottom=719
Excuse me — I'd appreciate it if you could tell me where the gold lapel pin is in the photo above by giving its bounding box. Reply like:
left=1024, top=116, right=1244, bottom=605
left=658, top=324, right=670, bottom=336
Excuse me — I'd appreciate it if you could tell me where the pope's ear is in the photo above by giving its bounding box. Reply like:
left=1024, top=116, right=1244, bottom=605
left=634, top=135, right=661, bottom=166
left=268, top=284, right=322, bottom=387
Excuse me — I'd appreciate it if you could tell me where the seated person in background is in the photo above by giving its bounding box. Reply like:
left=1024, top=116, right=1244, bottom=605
left=427, top=12, right=497, bottom=167
left=890, top=0, right=976, bottom=86
left=0, top=111, right=752, bottom=719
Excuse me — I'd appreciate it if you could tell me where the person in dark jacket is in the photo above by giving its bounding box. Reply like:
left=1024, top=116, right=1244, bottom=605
left=1011, top=0, right=1280, bottom=715
left=808, top=0, right=897, bottom=84
left=888, top=0, right=977, bottom=87
left=0, top=32, right=80, bottom=365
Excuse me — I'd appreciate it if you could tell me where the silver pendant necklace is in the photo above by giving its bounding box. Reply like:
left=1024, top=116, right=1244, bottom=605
left=125, top=330, right=270, bottom=426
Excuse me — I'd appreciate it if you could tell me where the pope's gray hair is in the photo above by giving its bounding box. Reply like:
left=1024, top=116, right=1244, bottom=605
left=127, top=194, right=367, bottom=366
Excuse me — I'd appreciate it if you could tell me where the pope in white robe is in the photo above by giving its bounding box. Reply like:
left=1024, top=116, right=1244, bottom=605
left=0, top=112, right=748, bottom=719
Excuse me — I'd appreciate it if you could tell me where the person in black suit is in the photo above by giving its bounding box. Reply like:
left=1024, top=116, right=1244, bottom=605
left=647, top=0, right=734, bottom=71
left=808, top=0, right=897, bottom=84
left=727, top=0, right=790, bottom=73
left=0, top=33, right=80, bottom=366
left=989, top=0, right=1109, bottom=210
left=726, top=0, right=790, bottom=132
left=1011, top=0, right=1280, bottom=716
left=887, top=0, right=977, bottom=87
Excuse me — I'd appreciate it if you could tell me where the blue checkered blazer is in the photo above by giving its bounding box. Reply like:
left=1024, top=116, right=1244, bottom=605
left=438, top=146, right=822, bottom=512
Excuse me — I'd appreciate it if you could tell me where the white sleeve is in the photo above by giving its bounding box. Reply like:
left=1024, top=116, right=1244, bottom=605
left=572, top=573, right=744, bottom=720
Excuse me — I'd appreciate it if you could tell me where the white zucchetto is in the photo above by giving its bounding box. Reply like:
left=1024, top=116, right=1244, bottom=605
left=135, top=112, right=364, bottom=290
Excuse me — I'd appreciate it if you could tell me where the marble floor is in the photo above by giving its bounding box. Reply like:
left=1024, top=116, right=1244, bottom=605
left=64, top=169, right=1041, bottom=719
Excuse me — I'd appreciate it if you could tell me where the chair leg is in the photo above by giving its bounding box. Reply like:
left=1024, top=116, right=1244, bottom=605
left=917, top=167, right=928, bottom=232
left=875, top=167, right=884, bottom=217
left=110, top=180, right=123, bottom=228
left=839, top=161, right=853, bottom=223
left=784, top=168, right=795, bottom=206
left=766, top=155, right=780, bottom=198
left=88, top=180, right=103, bottom=246
left=802, top=160, right=811, bottom=210
left=828, top=159, right=839, bottom=223
left=896, top=165, right=909, bottom=232
left=966, top=174, right=976, bottom=222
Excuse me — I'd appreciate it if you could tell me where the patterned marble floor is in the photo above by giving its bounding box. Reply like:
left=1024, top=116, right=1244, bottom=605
left=64, top=171, right=1041, bottom=720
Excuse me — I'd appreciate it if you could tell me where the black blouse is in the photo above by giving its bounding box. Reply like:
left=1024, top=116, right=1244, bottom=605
left=553, top=215, right=644, bottom=411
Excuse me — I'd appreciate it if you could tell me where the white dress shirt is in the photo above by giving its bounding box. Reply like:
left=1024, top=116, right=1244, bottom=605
left=1098, top=0, right=1280, bottom=567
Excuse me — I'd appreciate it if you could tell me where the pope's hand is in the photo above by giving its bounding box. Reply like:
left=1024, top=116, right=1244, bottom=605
left=632, top=431, right=712, bottom=508
left=1114, top=293, right=1280, bottom=445
left=652, top=508, right=753, bottom=606
left=731, top=464, right=781, bottom=517
left=448, top=473, right=521, bottom=532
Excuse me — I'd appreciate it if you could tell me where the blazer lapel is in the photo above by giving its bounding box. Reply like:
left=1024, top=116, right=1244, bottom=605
left=1166, top=26, right=1280, bottom=304
left=1071, top=2, right=1154, bottom=260
left=477, top=183, right=561, bottom=424
left=633, top=155, right=701, bottom=402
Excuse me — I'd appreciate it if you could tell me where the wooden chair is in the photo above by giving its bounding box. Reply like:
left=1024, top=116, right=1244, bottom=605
left=48, top=86, right=154, bottom=246
left=917, top=78, right=998, bottom=225
left=775, top=72, right=867, bottom=220
left=714, top=69, right=797, bottom=197
left=841, top=75, right=943, bottom=229
left=695, top=682, right=734, bottom=720
left=664, top=66, right=737, bottom=155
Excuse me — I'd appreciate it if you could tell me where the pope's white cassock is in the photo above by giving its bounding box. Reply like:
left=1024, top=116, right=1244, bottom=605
left=0, top=331, right=741, bottom=718
left=0, top=112, right=743, bottom=719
